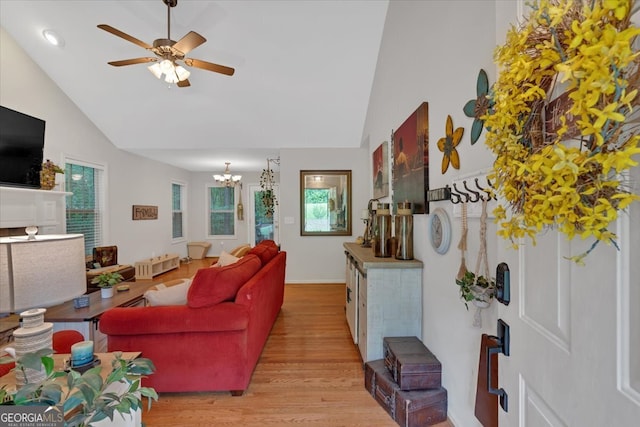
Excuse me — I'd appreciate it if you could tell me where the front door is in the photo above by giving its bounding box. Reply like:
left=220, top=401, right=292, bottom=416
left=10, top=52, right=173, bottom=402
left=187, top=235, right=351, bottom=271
left=248, top=184, right=279, bottom=246
left=493, top=5, right=640, bottom=425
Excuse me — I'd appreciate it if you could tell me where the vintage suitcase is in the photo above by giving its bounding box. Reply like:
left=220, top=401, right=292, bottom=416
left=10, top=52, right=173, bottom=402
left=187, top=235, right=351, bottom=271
left=383, top=336, right=442, bottom=390
left=365, top=359, right=448, bottom=427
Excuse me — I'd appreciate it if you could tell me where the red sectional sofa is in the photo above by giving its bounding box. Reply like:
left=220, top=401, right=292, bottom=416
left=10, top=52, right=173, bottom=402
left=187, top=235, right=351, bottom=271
left=99, top=240, right=286, bottom=395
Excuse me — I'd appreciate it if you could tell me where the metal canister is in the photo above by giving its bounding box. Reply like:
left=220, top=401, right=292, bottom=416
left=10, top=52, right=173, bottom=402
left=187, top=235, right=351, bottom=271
left=395, top=202, right=413, bottom=260
left=374, top=203, right=392, bottom=257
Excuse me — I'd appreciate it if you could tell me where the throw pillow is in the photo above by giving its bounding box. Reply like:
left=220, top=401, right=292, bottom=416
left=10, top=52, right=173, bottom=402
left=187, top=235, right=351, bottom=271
left=229, top=243, right=252, bottom=258
left=187, top=254, right=261, bottom=308
left=144, top=279, right=191, bottom=306
left=247, top=240, right=279, bottom=266
left=213, top=250, right=240, bottom=267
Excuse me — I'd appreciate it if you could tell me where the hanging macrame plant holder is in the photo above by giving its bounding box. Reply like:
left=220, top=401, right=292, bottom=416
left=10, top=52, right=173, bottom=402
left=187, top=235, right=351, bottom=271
left=259, top=159, right=278, bottom=218
left=471, top=199, right=494, bottom=327
left=456, top=202, right=469, bottom=281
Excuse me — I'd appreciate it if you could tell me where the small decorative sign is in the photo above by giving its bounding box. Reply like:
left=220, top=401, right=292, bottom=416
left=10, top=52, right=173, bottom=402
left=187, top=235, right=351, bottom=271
left=427, top=186, right=452, bottom=202
left=132, top=205, right=158, bottom=220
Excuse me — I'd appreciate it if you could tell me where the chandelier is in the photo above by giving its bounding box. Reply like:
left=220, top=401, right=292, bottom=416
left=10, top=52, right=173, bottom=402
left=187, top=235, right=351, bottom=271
left=213, top=162, right=242, bottom=187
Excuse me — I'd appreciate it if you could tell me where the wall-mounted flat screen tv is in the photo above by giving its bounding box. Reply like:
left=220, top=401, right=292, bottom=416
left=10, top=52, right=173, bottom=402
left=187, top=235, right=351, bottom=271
left=0, top=106, right=46, bottom=189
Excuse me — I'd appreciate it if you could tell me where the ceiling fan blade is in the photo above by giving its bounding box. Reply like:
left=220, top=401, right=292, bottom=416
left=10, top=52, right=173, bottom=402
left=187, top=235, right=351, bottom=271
left=97, top=24, right=152, bottom=50
left=177, top=79, right=191, bottom=88
left=172, top=31, right=206, bottom=55
left=107, top=58, right=157, bottom=67
left=184, top=58, right=235, bottom=76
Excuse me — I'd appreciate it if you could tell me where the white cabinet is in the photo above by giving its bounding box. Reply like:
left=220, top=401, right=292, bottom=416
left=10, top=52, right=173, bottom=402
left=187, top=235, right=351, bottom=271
left=344, top=252, right=359, bottom=344
left=344, top=243, right=423, bottom=362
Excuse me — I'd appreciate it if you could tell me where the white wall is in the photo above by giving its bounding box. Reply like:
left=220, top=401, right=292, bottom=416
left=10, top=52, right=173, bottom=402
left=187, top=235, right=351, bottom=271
left=1, top=27, right=192, bottom=263
left=279, top=148, right=369, bottom=283
left=362, top=1, right=499, bottom=425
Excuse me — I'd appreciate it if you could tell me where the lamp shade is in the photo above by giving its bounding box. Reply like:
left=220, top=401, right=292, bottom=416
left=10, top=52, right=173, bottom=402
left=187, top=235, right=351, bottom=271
left=0, top=234, right=86, bottom=314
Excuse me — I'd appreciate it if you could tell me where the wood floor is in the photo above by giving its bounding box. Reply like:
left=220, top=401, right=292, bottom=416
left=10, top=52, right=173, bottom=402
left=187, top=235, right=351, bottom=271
left=140, top=259, right=453, bottom=426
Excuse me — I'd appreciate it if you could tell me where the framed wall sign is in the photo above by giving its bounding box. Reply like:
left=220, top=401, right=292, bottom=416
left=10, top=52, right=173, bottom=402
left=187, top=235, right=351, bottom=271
left=132, top=205, right=158, bottom=220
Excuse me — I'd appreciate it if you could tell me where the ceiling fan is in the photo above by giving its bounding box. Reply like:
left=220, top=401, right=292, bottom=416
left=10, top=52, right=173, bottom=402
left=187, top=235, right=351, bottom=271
left=98, top=0, right=234, bottom=88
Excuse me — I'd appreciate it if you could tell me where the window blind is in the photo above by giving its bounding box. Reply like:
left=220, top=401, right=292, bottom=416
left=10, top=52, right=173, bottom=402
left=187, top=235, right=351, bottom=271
left=172, top=183, right=184, bottom=239
left=65, top=162, right=104, bottom=256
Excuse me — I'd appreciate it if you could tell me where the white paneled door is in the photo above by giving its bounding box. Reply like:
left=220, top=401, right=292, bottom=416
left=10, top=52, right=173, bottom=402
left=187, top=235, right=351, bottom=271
left=490, top=4, right=640, bottom=425
left=495, top=147, right=640, bottom=427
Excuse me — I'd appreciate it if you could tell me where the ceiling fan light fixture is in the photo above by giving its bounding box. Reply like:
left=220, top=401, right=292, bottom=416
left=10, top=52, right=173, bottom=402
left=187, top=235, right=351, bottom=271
left=148, top=63, right=163, bottom=79
left=159, top=59, right=174, bottom=74
left=164, top=73, right=179, bottom=84
left=175, top=65, right=190, bottom=81
left=98, top=0, right=235, bottom=87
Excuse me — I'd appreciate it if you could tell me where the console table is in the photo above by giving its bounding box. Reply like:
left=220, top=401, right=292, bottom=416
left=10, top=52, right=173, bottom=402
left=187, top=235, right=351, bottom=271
left=343, top=242, right=423, bottom=363
left=44, top=282, right=152, bottom=352
left=134, top=254, right=180, bottom=279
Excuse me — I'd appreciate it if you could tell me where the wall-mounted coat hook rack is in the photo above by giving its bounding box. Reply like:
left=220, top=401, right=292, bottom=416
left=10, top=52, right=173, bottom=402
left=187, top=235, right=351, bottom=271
left=452, top=182, right=470, bottom=203
left=475, top=177, right=496, bottom=201
left=451, top=171, right=496, bottom=217
left=449, top=185, right=462, bottom=204
left=463, top=180, right=481, bottom=203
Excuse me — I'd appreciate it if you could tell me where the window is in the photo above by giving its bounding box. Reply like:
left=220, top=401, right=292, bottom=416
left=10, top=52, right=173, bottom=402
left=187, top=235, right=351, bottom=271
left=208, top=186, right=235, bottom=237
left=172, top=182, right=185, bottom=240
left=65, top=161, right=105, bottom=256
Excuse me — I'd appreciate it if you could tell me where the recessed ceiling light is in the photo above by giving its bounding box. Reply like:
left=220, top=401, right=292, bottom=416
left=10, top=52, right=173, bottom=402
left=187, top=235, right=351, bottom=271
left=42, top=29, right=64, bottom=47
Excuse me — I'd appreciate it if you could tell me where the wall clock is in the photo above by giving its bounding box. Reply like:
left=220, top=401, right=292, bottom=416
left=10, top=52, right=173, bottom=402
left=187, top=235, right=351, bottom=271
left=429, top=207, right=451, bottom=255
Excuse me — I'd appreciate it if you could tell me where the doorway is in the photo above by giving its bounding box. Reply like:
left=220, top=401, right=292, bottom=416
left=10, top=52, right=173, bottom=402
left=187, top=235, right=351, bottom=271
left=248, top=184, right=279, bottom=246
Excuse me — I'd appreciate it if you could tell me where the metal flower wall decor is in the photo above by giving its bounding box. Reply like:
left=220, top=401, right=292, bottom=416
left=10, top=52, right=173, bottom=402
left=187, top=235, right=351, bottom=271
left=481, top=0, right=640, bottom=263
left=437, top=115, right=464, bottom=174
left=463, top=69, right=491, bottom=145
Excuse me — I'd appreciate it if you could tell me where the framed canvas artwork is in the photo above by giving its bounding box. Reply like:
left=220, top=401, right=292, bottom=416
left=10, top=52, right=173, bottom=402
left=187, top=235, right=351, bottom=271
left=392, top=102, right=429, bottom=214
left=372, top=141, right=389, bottom=199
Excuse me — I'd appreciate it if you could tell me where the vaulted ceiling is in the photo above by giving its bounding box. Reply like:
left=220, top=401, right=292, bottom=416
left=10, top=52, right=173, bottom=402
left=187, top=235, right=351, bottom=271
left=0, top=0, right=388, bottom=172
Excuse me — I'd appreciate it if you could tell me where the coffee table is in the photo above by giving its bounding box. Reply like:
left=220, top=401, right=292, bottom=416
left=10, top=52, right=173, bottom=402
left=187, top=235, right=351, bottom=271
left=44, top=281, right=154, bottom=352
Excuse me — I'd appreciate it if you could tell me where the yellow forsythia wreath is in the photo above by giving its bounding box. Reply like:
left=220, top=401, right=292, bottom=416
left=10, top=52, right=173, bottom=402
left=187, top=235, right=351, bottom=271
left=483, top=0, right=640, bottom=263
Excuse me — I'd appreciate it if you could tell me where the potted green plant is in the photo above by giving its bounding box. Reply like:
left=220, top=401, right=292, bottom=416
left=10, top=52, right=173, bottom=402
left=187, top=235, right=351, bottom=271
left=455, top=271, right=495, bottom=310
left=91, top=272, right=124, bottom=299
left=0, top=348, right=157, bottom=426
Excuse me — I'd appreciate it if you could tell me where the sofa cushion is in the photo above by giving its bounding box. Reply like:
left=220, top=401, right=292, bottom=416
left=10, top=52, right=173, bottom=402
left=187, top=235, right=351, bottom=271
left=188, top=254, right=262, bottom=308
left=145, top=279, right=191, bottom=306
left=213, top=250, right=240, bottom=267
left=247, top=240, right=279, bottom=266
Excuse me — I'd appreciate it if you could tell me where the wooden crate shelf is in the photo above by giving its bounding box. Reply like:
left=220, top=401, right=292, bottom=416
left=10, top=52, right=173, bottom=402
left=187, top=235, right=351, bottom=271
left=135, top=253, right=180, bottom=280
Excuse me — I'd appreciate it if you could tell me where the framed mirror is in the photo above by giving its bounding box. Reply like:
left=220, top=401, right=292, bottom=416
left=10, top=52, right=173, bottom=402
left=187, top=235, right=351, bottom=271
left=300, top=170, right=352, bottom=236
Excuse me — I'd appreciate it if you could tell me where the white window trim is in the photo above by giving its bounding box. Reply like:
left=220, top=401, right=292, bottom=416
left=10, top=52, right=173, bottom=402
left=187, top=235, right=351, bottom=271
left=171, top=180, right=187, bottom=243
left=205, top=183, right=237, bottom=239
